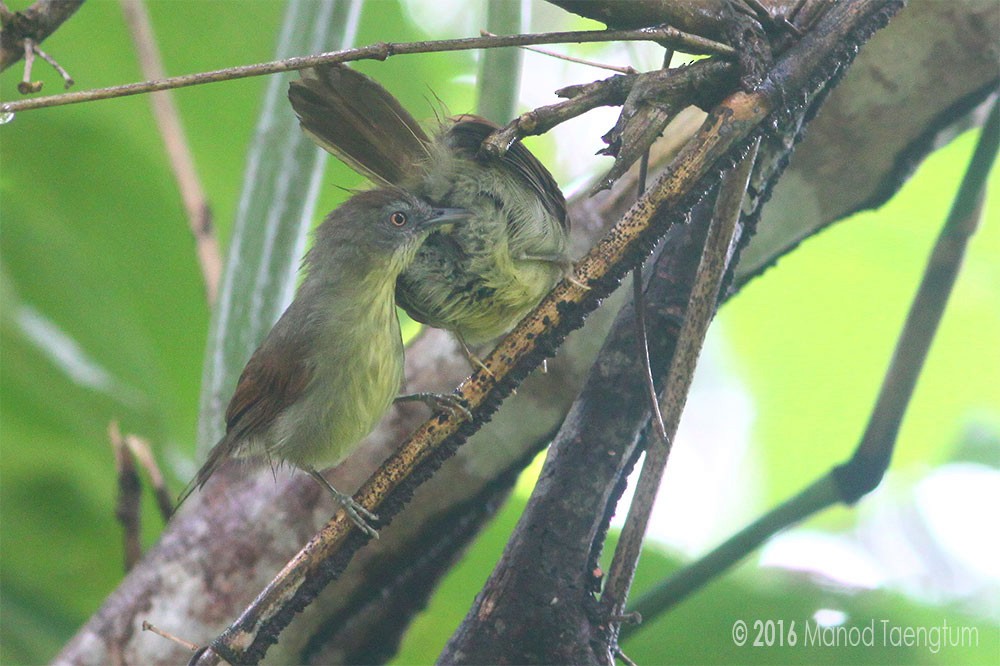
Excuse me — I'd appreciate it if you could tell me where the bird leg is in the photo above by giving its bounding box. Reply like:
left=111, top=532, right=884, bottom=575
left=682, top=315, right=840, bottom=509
left=305, top=467, right=379, bottom=538
left=455, top=332, right=495, bottom=377
left=395, top=392, right=473, bottom=421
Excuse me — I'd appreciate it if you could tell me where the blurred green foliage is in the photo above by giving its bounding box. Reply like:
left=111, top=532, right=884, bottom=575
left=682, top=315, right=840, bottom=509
left=1, top=1, right=996, bottom=664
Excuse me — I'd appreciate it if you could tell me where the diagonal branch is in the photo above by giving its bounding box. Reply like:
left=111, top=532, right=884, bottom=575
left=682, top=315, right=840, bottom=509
left=196, top=3, right=906, bottom=661
left=199, top=69, right=774, bottom=666
left=598, top=139, right=759, bottom=642
left=624, top=94, right=1000, bottom=629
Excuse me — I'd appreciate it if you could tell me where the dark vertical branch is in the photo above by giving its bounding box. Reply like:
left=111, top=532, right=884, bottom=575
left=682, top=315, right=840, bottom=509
left=440, top=1, right=903, bottom=663
left=624, top=97, right=1000, bottom=630
left=598, top=141, right=758, bottom=647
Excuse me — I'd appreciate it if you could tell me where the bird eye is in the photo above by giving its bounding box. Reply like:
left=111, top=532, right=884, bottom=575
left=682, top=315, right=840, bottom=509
left=389, top=211, right=408, bottom=227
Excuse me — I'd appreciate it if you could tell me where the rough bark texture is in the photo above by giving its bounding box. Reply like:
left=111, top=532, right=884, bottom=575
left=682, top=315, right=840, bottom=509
left=55, top=1, right=999, bottom=664
left=442, top=204, right=716, bottom=665
left=439, top=1, right=913, bottom=662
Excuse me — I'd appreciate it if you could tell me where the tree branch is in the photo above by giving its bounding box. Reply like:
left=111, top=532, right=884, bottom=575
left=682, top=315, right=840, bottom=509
left=440, top=1, right=904, bottom=662
left=598, top=140, right=758, bottom=649
left=52, top=2, right=995, bottom=663
left=624, top=95, right=999, bottom=628
left=0, top=25, right=734, bottom=114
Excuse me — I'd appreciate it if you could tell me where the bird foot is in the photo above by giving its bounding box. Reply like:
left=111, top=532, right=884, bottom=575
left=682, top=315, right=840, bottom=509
left=307, top=468, right=379, bottom=538
left=395, top=392, right=473, bottom=421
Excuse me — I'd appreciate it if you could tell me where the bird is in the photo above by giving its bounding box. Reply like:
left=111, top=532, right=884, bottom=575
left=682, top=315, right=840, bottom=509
left=177, top=187, right=468, bottom=536
left=288, top=64, right=570, bottom=352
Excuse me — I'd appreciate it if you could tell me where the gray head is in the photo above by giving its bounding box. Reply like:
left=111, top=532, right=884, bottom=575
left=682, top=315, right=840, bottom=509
left=309, top=187, right=467, bottom=276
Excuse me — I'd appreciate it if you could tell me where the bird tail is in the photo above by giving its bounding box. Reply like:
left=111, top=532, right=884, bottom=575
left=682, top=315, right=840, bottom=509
left=174, top=435, right=233, bottom=511
left=288, top=63, right=430, bottom=187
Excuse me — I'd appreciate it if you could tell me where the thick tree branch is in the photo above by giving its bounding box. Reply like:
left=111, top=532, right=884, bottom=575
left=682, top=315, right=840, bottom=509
left=624, top=96, right=999, bottom=628
left=53, top=2, right=995, bottom=664
left=440, top=1, right=903, bottom=662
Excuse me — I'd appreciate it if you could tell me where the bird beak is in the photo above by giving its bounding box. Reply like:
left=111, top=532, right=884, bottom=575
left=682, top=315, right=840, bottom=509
left=424, top=207, right=471, bottom=230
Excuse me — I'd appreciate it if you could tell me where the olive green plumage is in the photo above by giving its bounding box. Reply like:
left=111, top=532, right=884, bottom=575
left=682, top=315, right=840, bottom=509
left=177, top=190, right=466, bottom=534
left=289, top=64, right=570, bottom=344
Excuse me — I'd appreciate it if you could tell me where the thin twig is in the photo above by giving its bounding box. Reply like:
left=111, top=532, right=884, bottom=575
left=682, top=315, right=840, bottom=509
left=0, top=25, right=735, bottom=114
left=142, top=621, right=200, bottom=652
left=119, top=0, right=221, bottom=305
left=481, top=29, right=637, bottom=74
left=481, top=58, right=733, bottom=158
left=29, top=41, right=74, bottom=87
left=632, top=152, right=667, bottom=442
left=632, top=47, right=675, bottom=445
left=18, top=37, right=42, bottom=93
left=600, top=140, right=759, bottom=627
left=624, top=96, right=999, bottom=631
left=124, top=434, right=174, bottom=522
left=110, top=421, right=143, bottom=572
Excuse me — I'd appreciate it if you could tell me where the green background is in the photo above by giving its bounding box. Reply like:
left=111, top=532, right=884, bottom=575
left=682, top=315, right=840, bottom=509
left=1, top=1, right=997, bottom=664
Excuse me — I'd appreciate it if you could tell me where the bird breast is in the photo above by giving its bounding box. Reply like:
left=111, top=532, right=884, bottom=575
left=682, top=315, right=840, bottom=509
left=268, top=283, right=404, bottom=470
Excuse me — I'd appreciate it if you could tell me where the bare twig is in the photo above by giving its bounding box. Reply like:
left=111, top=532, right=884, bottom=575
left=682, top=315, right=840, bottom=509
left=124, top=434, right=173, bottom=522
left=0, top=0, right=84, bottom=72
left=110, top=422, right=173, bottom=569
left=110, top=421, right=143, bottom=571
left=481, top=58, right=734, bottom=159
left=17, top=37, right=43, bottom=93
left=119, top=0, right=221, bottom=304
left=632, top=153, right=667, bottom=442
left=624, top=95, right=1000, bottom=631
left=29, top=39, right=73, bottom=86
left=481, top=29, right=637, bottom=74
left=0, top=25, right=734, bottom=115
left=142, top=621, right=200, bottom=652
left=633, top=49, right=670, bottom=445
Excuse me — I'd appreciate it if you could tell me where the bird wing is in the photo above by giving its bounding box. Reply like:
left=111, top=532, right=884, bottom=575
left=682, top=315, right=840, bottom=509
left=175, top=326, right=315, bottom=508
left=224, top=336, right=314, bottom=443
left=288, top=64, right=430, bottom=186
left=445, top=115, right=569, bottom=233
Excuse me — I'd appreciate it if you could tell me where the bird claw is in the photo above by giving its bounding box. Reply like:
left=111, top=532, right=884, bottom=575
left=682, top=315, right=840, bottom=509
left=396, top=392, right=473, bottom=421
left=307, top=467, right=379, bottom=538
left=341, top=499, right=380, bottom=539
